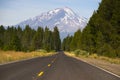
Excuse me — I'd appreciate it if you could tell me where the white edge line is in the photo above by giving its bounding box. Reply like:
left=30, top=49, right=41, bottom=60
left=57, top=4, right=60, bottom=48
left=75, top=57, right=120, bottom=78
left=65, top=54, right=120, bottom=79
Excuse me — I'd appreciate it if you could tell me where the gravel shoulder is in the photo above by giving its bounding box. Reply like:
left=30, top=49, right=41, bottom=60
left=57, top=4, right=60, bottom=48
left=65, top=52, right=120, bottom=76
left=78, top=57, right=120, bottom=76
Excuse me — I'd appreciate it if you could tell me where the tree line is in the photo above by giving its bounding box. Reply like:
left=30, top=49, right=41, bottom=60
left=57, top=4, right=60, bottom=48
left=0, top=25, right=61, bottom=52
left=0, top=0, right=119, bottom=58
left=62, top=0, right=120, bottom=58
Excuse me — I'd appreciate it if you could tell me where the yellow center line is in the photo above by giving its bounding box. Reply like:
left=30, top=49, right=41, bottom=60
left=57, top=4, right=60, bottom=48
left=38, top=71, right=44, bottom=77
left=51, top=56, right=57, bottom=63
left=36, top=56, right=57, bottom=78
left=48, top=64, right=51, bottom=67
left=52, top=60, right=54, bottom=63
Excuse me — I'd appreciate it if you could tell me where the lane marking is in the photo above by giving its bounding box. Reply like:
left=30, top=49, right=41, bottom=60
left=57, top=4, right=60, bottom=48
left=90, top=64, right=120, bottom=78
left=51, top=56, right=57, bottom=63
left=38, top=71, right=44, bottom=77
left=52, top=60, right=54, bottom=63
left=36, top=55, right=58, bottom=78
left=52, top=59, right=55, bottom=63
left=48, top=64, right=51, bottom=67
left=74, top=57, right=120, bottom=78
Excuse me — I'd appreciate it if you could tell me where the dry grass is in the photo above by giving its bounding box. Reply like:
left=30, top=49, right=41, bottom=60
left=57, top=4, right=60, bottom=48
left=65, top=52, right=120, bottom=64
left=0, top=50, right=55, bottom=64
left=89, top=54, right=120, bottom=64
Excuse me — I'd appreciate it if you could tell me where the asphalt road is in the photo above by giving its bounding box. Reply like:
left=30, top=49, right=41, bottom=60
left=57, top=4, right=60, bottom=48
left=0, top=52, right=120, bottom=80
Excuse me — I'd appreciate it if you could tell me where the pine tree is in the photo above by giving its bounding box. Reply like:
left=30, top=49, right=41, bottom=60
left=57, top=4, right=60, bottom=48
left=31, top=27, right=44, bottom=50
left=0, top=25, right=5, bottom=49
left=70, top=29, right=81, bottom=50
left=9, top=35, right=21, bottom=51
left=16, top=26, right=23, bottom=40
left=53, top=26, right=61, bottom=51
left=0, top=25, right=61, bottom=52
left=43, top=27, right=54, bottom=52
left=62, top=35, right=73, bottom=51
left=81, top=0, right=120, bottom=57
left=3, top=26, right=17, bottom=50
left=22, top=25, right=35, bottom=51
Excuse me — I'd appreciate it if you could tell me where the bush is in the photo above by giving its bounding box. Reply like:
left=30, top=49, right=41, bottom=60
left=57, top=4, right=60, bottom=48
left=102, top=44, right=117, bottom=58
left=74, top=49, right=81, bottom=56
left=36, top=49, right=47, bottom=53
left=74, top=49, right=89, bottom=56
left=90, top=54, right=98, bottom=59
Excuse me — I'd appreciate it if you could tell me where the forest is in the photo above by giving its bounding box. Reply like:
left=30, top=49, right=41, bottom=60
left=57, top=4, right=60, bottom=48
left=62, top=0, right=120, bottom=58
left=0, top=25, right=61, bottom=52
left=0, top=0, right=120, bottom=58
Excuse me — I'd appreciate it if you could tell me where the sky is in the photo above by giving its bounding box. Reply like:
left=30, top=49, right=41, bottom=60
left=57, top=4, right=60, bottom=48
left=0, top=0, right=101, bottom=26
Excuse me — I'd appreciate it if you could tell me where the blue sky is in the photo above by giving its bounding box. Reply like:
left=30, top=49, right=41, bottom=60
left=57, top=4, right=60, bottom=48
left=0, top=0, right=101, bottom=26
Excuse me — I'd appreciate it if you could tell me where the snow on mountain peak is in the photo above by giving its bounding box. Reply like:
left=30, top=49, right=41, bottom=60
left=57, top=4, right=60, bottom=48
left=16, top=7, right=87, bottom=39
left=63, top=7, right=75, bottom=15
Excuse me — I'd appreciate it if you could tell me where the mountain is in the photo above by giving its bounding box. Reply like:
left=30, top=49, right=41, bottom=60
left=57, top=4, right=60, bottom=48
left=16, top=7, right=87, bottom=39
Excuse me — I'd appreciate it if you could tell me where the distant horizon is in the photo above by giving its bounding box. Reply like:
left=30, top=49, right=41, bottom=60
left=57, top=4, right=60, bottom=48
left=0, top=0, right=101, bottom=26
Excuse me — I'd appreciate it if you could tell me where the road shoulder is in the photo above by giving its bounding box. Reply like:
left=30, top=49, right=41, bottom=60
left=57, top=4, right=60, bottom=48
left=64, top=52, right=120, bottom=78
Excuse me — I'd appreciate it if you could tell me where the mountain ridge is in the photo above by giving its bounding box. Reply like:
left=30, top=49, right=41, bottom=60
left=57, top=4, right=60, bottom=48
left=16, top=7, right=87, bottom=39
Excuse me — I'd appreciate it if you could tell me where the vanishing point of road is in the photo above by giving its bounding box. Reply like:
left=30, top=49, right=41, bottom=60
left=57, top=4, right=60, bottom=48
left=0, top=52, right=120, bottom=80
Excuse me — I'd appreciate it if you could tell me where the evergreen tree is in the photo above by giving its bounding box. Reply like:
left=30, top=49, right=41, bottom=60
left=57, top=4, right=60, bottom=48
left=62, top=35, right=73, bottom=51
left=62, top=0, right=120, bottom=57
left=31, top=27, right=44, bottom=50
left=16, top=26, right=23, bottom=40
left=0, top=25, right=61, bottom=52
left=9, top=35, right=21, bottom=51
left=3, top=26, right=17, bottom=50
left=81, top=0, right=120, bottom=57
left=53, top=26, right=61, bottom=51
left=22, top=25, right=35, bottom=51
left=42, top=27, right=50, bottom=51
left=0, top=25, right=5, bottom=49
left=70, top=29, right=81, bottom=50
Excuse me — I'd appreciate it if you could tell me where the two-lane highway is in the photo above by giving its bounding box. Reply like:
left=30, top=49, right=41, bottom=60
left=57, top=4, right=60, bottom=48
left=0, top=52, right=120, bottom=80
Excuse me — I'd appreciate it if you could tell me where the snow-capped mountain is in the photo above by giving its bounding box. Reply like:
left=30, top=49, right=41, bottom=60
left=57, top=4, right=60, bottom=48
left=16, top=7, right=87, bottom=39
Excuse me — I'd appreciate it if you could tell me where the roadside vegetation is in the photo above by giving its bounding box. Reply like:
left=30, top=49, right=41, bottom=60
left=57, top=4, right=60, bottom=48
left=0, top=26, right=61, bottom=52
left=0, top=26, right=60, bottom=64
left=65, top=50, right=120, bottom=64
left=62, top=0, right=120, bottom=58
left=0, top=50, right=55, bottom=64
